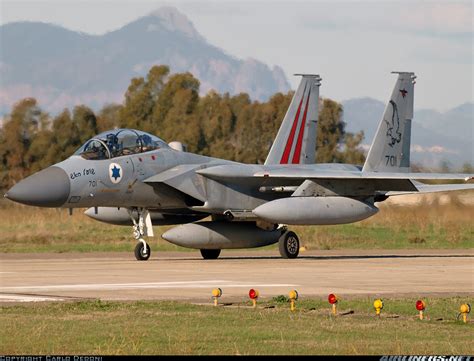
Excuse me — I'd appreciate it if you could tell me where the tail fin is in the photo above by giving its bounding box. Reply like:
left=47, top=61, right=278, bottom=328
left=265, top=74, right=321, bottom=165
left=362, top=72, right=416, bottom=173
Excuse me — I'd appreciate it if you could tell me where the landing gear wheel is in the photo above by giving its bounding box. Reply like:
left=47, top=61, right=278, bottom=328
left=279, top=231, right=300, bottom=259
left=200, top=249, right=221, bottom=260
left=134, top=242, right=151, bottom=261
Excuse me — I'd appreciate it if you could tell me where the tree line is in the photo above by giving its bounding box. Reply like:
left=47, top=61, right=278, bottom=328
left=0, top=65, right=365, bottom=190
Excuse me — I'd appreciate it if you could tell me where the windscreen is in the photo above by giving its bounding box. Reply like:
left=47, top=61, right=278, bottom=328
left=74, top=129, right=168, bottom=160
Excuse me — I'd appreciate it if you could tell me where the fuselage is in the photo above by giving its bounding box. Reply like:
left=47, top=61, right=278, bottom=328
left=6, top=132, right=362, bottom=215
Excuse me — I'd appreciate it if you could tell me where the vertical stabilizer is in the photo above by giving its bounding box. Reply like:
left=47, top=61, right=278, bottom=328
left=362, top=72, right=416, bottom=173
left=265, top=74, right=321, bottom=165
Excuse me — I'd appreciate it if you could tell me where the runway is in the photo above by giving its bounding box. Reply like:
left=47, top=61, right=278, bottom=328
left=1, top=249, right=473, bottom=303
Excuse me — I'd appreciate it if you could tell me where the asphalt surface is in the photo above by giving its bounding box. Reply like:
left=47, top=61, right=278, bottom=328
left=1, top=249, right=473, bottom=303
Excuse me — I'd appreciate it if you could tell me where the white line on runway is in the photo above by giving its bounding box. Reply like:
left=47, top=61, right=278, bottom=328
left=1, top=280, right=298, bottom=292
left=0, top=294, right=65, bottom=302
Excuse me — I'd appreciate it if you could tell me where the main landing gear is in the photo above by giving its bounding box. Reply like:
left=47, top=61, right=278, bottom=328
left=128, top=208, right=153, bottom=261
left=200, top=249, right=221, bottom=260
left=278, top=230, right=300, bottom=259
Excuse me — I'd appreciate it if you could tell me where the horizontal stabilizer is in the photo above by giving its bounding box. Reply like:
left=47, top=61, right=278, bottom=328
left=385, top=181, right=474, bottom=196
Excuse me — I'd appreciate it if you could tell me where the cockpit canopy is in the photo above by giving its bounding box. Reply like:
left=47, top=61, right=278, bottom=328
left=74, top=129, right=169, bottom=160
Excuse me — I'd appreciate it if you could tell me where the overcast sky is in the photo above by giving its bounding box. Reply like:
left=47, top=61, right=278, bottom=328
left=1, top=0, right=472, bottom=111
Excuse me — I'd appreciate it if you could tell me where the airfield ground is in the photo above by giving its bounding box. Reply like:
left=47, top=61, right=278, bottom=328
left=0, top=193, right=473, bottom=354
left=1, top=250, right=473, bottom=354
left=1, top=249, right=473, bottom=302
left=1, top=296, right=473, bottom=355
left=0, top=192, right=473, bottom=253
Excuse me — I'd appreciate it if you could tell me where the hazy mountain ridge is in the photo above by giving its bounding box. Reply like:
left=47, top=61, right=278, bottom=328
left=0, top=7, right=290, bottom=114
left=342, top=98, right=473, bottom=168
left=1, top=7, right=471, bottom=167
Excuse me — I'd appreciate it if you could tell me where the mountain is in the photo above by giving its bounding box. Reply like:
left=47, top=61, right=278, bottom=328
left=342, top=98, right=473, bottom=168
left=0, top=6, right=290, bottom=114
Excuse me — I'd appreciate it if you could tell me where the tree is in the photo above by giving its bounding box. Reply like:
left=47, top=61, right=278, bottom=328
left=97, top=104, right=122, bottom=132
left=44, top=109, right=81, bottom=164
left=26, top=112, right=53, bottom=173
left=316, top=98, right=365, bottom=164
left=197, top=91, right=234, bottom=158
left=72, top=105, right=98, bottom=144
left=119, top=65, right=170, bottom=131
left=316, top=99, right=345, bottom=163
left=0, top=98, right=43, bottom=187
left=339, top=131, right=366, bottom=165
left=151, top=72, right=201, bottom=151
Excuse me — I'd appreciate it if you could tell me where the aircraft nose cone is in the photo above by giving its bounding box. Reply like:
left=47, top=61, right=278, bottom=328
left=5, top=166, right=70, bottom=207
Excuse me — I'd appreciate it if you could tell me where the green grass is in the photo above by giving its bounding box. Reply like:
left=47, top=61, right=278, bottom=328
left=1, top=297, right=472, bottom=355
left=0, top=193, right=473, bottom=253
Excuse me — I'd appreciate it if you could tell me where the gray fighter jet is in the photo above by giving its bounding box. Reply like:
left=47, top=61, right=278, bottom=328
left=5, top=72, right=473, bottom=260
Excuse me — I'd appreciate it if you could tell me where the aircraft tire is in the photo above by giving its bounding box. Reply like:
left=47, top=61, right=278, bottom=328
left=134, top=242, right=151, bottom=261
left=279, top=231, right=300, bottom=259
left=200, top=249, right=221, bottom=260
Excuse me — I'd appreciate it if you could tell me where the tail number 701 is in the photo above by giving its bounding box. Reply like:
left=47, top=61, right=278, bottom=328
left=385, top=155, right=397, bottom=167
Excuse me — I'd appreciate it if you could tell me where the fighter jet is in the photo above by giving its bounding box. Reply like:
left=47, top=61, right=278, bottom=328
left=5, top=72, right=473, bottom=260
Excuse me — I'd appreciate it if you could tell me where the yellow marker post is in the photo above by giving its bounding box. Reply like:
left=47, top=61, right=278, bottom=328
left=289, top=290, right=298, bottom=311
left=212, top=288, right=222, bottom=307
left=460, top=304, right=471, bottom=323
left=373, top=299, right=383, bottom=317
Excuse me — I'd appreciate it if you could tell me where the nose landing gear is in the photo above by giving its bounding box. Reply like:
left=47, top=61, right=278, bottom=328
left=128, top=208, right=153, bottom=261
left=134, top=240, right=151, bottom=261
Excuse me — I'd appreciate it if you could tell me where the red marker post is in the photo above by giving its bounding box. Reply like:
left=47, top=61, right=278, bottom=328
left=416, top=300, right=426, bottom=320
left=328, top=293, right=338, bottom=315
left=249, top=289, right=259, bottom=308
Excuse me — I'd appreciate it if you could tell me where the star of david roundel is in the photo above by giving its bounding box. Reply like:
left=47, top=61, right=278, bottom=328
left=109, top=163, right=123, bottom=184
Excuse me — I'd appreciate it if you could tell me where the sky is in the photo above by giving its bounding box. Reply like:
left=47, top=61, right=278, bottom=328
left=1, top=0, right=473, bottom=111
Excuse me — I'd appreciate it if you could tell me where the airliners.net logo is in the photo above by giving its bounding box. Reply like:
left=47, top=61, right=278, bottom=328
left=380, top=357, right=472, bottom=361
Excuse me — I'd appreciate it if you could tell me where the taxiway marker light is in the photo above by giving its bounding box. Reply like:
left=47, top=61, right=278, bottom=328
left=416, top=300, right=426, bottom=320
left=373, top=299, right=383, bottom=317
left=328, top=293, right=338, bottom=315
left=289, top=290, right=298, bottom=312
left=249, top=288, right=259, bottom=308
left=460, top=303, right=471, bottom=323
left=212, top=288, right=222, bottom=307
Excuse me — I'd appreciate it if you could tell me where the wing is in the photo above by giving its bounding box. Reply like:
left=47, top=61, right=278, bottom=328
left=197, top=164, right=473, bottom=181
left=144, top=164, right=207, bottom=203
left=196, top=164, right=474, bottom=195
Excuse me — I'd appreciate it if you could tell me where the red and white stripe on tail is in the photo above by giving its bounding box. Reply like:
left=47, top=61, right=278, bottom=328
left=265, top=74, right=321, bottom=165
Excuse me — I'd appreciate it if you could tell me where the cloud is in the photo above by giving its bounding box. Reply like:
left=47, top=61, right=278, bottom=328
left=411, top=144, right=458, bottom=154
left=299, top=1, right=473, bottom=38
left=358, top=143, right=459, bottom=160
left=400, top=2, right=473, bottom=35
